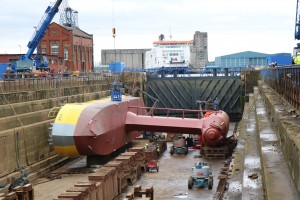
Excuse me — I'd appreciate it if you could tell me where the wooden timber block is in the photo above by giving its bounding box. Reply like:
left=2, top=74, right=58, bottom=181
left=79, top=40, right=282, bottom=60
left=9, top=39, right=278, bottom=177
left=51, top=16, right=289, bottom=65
left=134, top=185, right=142, bottom=194
left=74, top=183, right=96, bottom=200
left=121, top=175, right=128, bottom=192
left=125, top=192, right=134, bottom=199
left=75, top=182, right=96, bottom=189
left=66, top=187, right=89, bottom=200
left=100, top=167, right=118, bottom=198
left=129, top=148, right=146, bottom=159
left=23, top=184, right=34, bottom=200
left=129, top=147, right=145, bottom=153
left=13, top=185, right=33, bottom=200
left=12, top=186, right=22, bottom=200
left=58, top=192, right=82, bottom=200
left=145, top=186, right=154, bottom=199
left=104, top=161, right=123, bottom=171
left=89, top=168, right=117, bottom=200
left=116, top=156, right=135, bottom=169
left=95, top=182, right=104, bottom=200
left=121, top=152, right=138, bottom=157
left=4, top=192, right=18, bottom=200
left=93, top=167, right=116, bottom=177
left=218, top=175, right=228, bottom=179
left=133, top=185, right=154, bottom=200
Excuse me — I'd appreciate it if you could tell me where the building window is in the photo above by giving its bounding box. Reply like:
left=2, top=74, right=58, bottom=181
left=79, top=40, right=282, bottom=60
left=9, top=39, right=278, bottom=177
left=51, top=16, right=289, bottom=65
left=51, top=43, right=59, bottom=56
left=60, top=59, right=63, bottom=64
left=42, top=48, right=46, bottom=55
left=64, top=48, right=68, bottom=60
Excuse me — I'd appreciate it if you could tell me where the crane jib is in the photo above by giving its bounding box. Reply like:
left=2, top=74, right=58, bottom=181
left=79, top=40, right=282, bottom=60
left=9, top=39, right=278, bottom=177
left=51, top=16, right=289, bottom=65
left=22, top=0, right=63, bottom=66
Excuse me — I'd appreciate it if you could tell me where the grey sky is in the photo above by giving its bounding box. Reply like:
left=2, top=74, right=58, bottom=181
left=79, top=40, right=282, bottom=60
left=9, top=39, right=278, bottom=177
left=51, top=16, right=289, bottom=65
left=0, top=0, right=296, bottom=63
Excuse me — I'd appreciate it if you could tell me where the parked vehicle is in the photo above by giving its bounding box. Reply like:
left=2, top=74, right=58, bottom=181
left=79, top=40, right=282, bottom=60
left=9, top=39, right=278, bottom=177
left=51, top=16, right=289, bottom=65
left=170, top=135, right=188, bottom=155
left=188, top=162, right=213, bottom=189
left=146, top=160, right=159, bottom=172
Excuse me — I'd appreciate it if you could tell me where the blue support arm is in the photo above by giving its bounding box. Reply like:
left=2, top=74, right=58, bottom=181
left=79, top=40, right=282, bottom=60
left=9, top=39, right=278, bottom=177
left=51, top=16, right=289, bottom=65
left=295, top=0, right=300, bottom=40
left=21, top=0, right=63, bottom=61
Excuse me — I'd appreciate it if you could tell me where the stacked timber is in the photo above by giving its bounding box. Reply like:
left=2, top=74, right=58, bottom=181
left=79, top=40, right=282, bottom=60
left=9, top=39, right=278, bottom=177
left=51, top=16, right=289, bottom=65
left=0, top=192, right=18, bottom=200
left=115, top=156, right=138, bottom=185
left=103, top=161, right=127, bottom=193
left=57, top=192, right=82, bottom=200
left=128, top=147, right=147, bottom=173
left=121, top=151, right=143, bottom=177
left=74, top=183, right=97, bottom=200
left=55, top=182, right=100, bottom=200
left=88, top=167, right=118, bottom=200
left=123, top=185, right=154, bottom=200
left=0, top=184, right=34, bottom=200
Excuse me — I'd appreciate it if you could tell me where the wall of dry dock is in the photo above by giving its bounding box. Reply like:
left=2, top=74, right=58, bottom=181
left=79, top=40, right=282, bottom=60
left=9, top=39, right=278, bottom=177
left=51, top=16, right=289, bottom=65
left=258, top=81, right=300, bottom=193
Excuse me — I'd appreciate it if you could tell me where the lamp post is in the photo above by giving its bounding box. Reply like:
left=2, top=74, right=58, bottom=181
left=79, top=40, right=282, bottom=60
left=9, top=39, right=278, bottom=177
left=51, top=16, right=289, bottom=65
left=18, top=45, right=21, bottom=54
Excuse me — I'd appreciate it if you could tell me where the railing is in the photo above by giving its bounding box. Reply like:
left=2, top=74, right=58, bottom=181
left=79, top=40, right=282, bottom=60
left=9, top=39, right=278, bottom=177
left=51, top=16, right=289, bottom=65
left=261, top=66, right=300, bottom=110
left=128, top=106, right=221, bottom=119
left=0, top=72, right=113, bottom=93
left=145, top=67, right=243, bottom=78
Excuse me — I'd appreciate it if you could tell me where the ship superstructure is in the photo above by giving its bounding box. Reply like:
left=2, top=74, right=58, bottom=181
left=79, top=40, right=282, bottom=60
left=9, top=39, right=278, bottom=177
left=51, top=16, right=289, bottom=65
left=145, top=40, right=192, bottom=69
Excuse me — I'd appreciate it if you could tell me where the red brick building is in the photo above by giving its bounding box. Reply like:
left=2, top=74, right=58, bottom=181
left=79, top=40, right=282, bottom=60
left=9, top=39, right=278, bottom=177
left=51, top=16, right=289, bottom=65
left=41, top=22, right=93, bottom=72
left=0, top=22, right=93, bottom=73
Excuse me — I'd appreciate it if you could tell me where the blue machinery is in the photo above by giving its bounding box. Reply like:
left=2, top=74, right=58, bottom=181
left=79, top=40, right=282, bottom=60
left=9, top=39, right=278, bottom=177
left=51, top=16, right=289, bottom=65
left=17, top=0, right=63, bottom=71
left=295, top=0, right=300, bottom=40
left=188, top=162, right=213, bottom=189
left=294, top=0, right=300, bottom=55
left=109, top=62, right=126, bottom=101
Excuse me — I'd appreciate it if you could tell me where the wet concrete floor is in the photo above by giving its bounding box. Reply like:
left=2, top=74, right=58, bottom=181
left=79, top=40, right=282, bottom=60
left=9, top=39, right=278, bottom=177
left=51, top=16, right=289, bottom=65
left=116, top=144, right=226, bottom=200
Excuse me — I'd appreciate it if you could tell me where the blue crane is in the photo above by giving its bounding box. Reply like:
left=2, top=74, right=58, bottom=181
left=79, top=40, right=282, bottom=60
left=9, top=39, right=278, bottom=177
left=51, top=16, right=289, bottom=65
left=17, top=0, right=63, bottom=71
left=293, top=0, right=300, bottom=57
left=295, top=0, right=300, bottom=40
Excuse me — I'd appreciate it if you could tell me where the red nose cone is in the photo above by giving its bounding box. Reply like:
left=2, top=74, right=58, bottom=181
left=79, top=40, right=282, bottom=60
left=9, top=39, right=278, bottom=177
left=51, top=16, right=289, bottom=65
left=203, top=127, right=224, bottom=147
left=205, top=129, right=217, bottom=141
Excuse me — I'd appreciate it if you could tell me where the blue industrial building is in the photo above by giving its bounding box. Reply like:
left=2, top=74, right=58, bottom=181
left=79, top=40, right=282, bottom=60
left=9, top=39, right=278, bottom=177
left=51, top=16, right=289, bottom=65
left=266, top=53, right=292, bottom=66
left=215, top=51, right=292, bottom=68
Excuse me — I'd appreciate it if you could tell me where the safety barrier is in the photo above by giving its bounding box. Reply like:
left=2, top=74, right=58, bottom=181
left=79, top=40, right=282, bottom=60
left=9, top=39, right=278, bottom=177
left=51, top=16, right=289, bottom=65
left=261, top=66, right=300, bottom=110
left=1, top=73, right=113, bottom=93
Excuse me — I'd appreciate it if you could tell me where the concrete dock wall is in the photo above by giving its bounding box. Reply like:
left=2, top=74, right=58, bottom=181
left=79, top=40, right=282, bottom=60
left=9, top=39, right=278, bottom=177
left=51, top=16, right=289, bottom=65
left=258, top=81, right=300, bottom=193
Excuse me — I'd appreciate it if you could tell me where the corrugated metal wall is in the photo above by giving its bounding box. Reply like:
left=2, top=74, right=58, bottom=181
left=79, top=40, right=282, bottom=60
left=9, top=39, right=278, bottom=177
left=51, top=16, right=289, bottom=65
left=146, top=76, right=243, bottom=120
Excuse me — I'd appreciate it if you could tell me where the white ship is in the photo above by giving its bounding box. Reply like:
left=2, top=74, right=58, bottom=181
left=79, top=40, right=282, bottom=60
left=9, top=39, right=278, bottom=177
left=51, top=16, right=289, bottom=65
left=145, top=40, right=192, bottom=69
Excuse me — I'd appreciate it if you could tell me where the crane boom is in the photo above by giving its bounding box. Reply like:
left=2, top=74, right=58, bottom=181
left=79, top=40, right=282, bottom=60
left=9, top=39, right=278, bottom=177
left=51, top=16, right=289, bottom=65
left=295, top=0, right=300, bottom=40
left=19, top=0, right=63, bottom=70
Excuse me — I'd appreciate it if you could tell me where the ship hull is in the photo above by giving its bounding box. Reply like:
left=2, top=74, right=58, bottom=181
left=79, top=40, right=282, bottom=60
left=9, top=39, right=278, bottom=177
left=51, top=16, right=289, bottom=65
left=52, top=96, right=146, bottom=157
